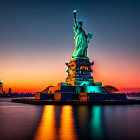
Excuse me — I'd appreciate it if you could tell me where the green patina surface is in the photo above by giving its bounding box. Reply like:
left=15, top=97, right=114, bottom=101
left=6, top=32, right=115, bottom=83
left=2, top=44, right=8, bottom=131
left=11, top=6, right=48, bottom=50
left=90, top=106, right=104, bottom=139
left=73, top=10, right=92, bottom=58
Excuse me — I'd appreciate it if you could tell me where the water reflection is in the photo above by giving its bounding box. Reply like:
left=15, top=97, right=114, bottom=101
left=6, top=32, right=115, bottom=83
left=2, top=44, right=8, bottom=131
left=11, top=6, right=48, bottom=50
left=59, top=106, right=77, bottom=140
left=74, top=106, right=104, bottom=140
left=1, top=99, right=140, bottom=140
left=33, top=105, right=77, bottom=140
left=75, top=106, right=91, bottom=139
left=34, top=105, right=140, bottom=140
left=90, top=106, right=104, bottom=140
left=33, top=105, right=56, bottom=140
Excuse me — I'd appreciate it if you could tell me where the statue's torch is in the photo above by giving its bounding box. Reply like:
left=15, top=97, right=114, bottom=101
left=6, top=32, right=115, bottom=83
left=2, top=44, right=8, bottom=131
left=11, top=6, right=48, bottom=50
left=73, top=10, right=77, bottom=26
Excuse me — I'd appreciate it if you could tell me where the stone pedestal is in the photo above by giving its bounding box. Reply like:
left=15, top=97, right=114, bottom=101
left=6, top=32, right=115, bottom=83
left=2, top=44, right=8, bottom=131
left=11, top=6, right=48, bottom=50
left=65, top=57, right=94, bottom=86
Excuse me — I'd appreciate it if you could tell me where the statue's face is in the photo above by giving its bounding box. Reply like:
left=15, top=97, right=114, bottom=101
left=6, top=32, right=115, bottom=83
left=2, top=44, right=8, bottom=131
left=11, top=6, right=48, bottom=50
left=78, top=21, right=83, bottom=27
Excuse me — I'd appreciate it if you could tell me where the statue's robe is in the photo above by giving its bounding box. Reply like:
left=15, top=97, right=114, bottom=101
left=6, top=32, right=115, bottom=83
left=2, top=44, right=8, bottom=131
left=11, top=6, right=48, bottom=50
left=73, top=26, right=92, bottom=57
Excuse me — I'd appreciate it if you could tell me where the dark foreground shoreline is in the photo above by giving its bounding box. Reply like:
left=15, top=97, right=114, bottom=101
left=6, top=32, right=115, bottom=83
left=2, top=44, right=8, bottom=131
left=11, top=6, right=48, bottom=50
left=12, top=99, right=140, bottom=105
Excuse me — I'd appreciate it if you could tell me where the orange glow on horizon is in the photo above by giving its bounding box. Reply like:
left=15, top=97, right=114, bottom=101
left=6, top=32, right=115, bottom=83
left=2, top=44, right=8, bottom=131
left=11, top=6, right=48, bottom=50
left=1, top=48, right=140, bottom=93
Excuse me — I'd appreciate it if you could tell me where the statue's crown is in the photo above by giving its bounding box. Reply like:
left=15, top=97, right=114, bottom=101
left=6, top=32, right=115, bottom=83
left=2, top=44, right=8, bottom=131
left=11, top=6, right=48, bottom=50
left=78, top=21, right=83, bottom=26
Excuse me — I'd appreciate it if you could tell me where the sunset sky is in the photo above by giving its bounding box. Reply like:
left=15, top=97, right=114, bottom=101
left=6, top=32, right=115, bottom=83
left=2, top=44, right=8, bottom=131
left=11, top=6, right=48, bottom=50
left=0, top=0, right=140, bottom=93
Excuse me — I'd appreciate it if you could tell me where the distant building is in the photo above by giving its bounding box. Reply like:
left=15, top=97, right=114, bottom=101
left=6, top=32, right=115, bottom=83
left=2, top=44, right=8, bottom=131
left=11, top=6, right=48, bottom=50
left=8, top=87, right=12, bottom=94
left=0, top=81, right=3, bottom=94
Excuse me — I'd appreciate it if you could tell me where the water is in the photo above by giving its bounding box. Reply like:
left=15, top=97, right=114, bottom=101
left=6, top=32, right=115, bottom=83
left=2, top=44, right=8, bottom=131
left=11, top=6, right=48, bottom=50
left=0, top=98, right=140, bottom=140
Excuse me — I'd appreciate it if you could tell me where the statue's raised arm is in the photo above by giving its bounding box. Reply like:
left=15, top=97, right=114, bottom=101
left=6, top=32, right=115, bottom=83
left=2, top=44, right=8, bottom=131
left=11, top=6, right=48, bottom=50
left=73, top=10, right=77, bottom=27
left=72, top=10, right=93, bottom=58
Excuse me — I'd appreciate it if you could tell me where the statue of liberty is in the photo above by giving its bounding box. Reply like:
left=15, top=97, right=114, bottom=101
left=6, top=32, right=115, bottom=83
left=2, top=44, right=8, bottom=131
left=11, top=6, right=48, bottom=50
left=73, top=10, right=92, bottom=58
